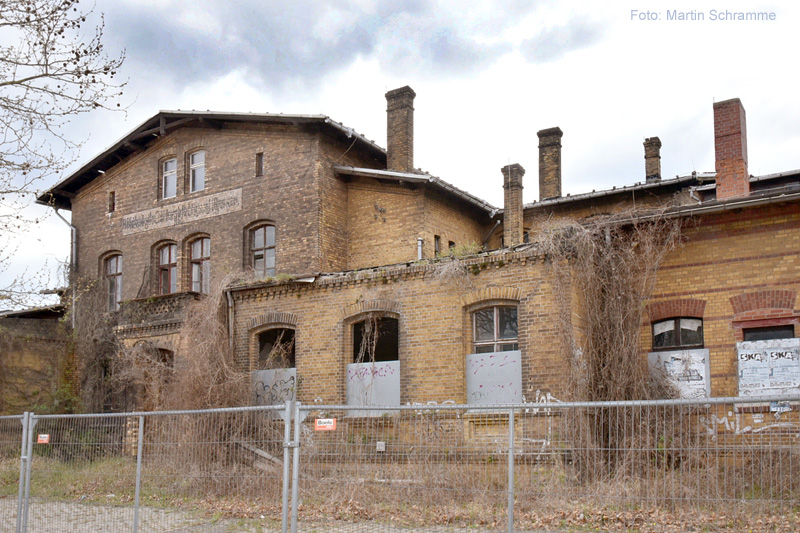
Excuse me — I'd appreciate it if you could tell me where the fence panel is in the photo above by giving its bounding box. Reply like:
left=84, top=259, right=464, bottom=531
left=293, top=404, right=513, bottom=532
left=511, top=398, right=800, bottom=531
left=0, top=415, right=24, bottom=531
left=16, top=405, right=286, bottom=532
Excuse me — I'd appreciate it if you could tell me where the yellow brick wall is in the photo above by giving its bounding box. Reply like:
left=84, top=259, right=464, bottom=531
left=644, top=201, right=800, bottom=397
left=232, top=249, right=569, bottom=404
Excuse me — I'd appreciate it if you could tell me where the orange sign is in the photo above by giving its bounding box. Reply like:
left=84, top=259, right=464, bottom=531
left=37, top=434, right=50, bottom=444
left=314, top=418, right=337, bottom=431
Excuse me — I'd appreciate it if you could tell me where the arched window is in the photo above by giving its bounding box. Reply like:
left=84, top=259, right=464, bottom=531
left=190, top=237, right=210, bottom=293
left=105, top=254, right=123, bottom=310
left=157, top=243, right=177, bottom=294
left=472, top=305, right=518, bottom=353
left=258, top=328, right=296, bottom=369
left=352, top=316, right=399, bottom=363
left=250, top=224, right=276, bottom=277
left=652, top=317, right=703, bottom=350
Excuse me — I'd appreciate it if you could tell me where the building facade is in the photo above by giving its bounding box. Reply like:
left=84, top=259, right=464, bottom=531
left=37, top=90, right=800, bottom=410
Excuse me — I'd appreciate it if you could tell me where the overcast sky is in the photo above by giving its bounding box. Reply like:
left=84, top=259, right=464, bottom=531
left=4, top=0, right=799, bottom=309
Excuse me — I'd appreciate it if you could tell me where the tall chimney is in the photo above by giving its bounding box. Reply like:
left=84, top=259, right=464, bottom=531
left=644, top=137, right=662, bottom=183
left=385, top=86, right=416, bottom=172
left=538, top=127, right=563, bottom=200
left=714, top=98, right=749, bottom=200
left=502, top=163, right=525, bottom=247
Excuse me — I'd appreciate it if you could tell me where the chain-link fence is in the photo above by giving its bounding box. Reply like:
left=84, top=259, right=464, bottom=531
left=2, top=397, right=800, bottom=532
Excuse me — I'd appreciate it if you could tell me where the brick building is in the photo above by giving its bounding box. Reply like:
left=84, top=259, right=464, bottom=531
left=37, top=89, right=800, bottom=409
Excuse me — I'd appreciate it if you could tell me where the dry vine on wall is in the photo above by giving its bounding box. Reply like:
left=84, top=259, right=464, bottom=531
left=538, top=212, right=694, bottom=478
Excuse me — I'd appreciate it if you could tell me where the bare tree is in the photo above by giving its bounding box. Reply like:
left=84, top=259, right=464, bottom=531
left=0, top=0, right=125, bottom=304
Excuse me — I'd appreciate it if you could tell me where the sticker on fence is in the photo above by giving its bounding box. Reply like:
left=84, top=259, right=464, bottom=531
left=315, top=418, right=337, bottom=431
left=37, top=434, right=50, bottom=444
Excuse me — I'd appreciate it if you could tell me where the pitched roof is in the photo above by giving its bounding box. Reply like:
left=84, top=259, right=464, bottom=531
left=37, top=111, right=386, bottom=210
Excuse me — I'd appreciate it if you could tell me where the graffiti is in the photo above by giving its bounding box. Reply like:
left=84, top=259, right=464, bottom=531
left=406, top=399, right=456, bottom=416
left=699, top=410, right=800, bottom=440
left=347, top=364, right=396, bottom=381
left=254, top=376, right=296, bottom=405
left=522, top=390, right=562, bottom=415
left=415, top=414, right=452, bottom=442
left=466, top=350, right=522, bottom=404
left=468, top=353, right=518, bottom=375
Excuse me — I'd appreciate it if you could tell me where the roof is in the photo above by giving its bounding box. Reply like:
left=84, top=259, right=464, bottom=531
left=0, top=304, right=65, bottom=319
left=37, top=111, right=387, bottom=210
left=334, top=166, right=498, bottom=215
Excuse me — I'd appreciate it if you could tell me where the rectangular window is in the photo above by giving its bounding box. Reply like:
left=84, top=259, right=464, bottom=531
left=105, top=255, right=122, bottom=311
left=256, top=152, right=264, bottom=177
left=743, top=325, right=795, bottom=342
left=107, top=191, right=116, bottom=213
left=158, top=244, right=177, bottom=294
left=162, top=158, right=177, bottom=199
left=434, top=235, right=441, bottom=256
left=190, top=151, right=205, bottom=192
left=251, top=225, right=276, bottom=277
left=191, top=237, right=210, bottom=293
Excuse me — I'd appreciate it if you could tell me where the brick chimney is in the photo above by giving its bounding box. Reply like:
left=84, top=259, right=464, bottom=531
left=385, top=86, right=416, bottom=172
left=538, top=127, right=563, bottom=200
left=714, top=98, right=749, bottom=200
left=502, top=163, right=525, bottom=247
left=644, top=137, right=662, bottom=183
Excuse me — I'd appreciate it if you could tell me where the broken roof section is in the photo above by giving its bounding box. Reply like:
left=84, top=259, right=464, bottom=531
left=37, top=110, right=387, bottom=210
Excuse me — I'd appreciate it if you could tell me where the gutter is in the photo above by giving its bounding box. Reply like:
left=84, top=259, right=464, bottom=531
left=52, top=208, right=77, bottom=329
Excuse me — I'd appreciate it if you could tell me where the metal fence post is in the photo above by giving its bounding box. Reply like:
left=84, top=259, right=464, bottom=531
left=281, top=401, right=293, bottom=533
left=290, top=402, right=302, bottom=533
left=508, top=407, right=515, bottom=533
left=16, top=412, right=29, bottom=533
left=133, top=415, right=145, bottom=533
left=21, top=413, right=38, bottom=533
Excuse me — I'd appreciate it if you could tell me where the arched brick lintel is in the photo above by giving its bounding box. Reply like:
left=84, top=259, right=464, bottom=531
left=246, top=311, right=299, bottom=332
left=730, top=290, right=796, bottom=316
left=647, top=299, right=706, bottom=322
left=460, top=287, right=523, bottom=307
left=340, top=299, right=401, bottom=320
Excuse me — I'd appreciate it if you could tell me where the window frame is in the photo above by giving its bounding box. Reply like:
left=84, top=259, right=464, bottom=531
left=190, top=237, right=211, bottom=293
left=157, top=243, right=178, bottom=295
left=105, top=254, right=123, bottom=311
left=651, top=317, right=704, bottom=351
left=161, top=157, right=177, bottom=199
left=472, top=305, right=519, bottom=354
left=250, top=224, right=276, bottom=277
left=189, top=150, right=206, bottom=193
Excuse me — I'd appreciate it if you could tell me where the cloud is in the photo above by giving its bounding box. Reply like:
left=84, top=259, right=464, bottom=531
left=520, top=18, right=603, bottom=64
left=105, top=0, right=530, bottom=95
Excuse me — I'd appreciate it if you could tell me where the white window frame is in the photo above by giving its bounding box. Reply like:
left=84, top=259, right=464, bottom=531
left=162, top=158, right=177, bottom=199
left=189, top=150, right=205, bottom=192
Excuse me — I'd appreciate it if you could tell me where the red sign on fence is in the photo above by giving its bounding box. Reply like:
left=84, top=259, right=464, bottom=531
left=37, top=434, right=50, bottom=444
left=314, top=418, right=337, bottom=431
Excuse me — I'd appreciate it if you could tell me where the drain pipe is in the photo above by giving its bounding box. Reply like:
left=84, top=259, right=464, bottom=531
left=225, top=289, right=235, bottom=348
left=52, top=208, right=77, bottom=329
